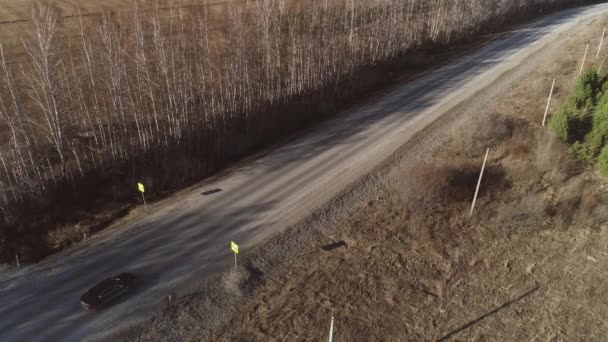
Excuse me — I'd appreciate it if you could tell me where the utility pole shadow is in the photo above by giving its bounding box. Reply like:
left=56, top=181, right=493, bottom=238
left=437, top=286, right=540, bottom=342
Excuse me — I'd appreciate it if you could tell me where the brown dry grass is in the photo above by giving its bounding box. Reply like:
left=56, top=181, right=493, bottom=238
left=397, top=160, right=509, bottom=218
left=209, top=120, right=608, bottom=342
left=210, top=169, right=608, bottom=341
left=0, top=0, right=213, bottom=22
left=47, top=224, right=89, bottom=249
left=0, top=0, right=230, bottom=60
left=202, top=14, right=608, bottom=342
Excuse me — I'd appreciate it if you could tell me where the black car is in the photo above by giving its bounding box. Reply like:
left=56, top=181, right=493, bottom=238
left=80, top=273, right=137, bottom=310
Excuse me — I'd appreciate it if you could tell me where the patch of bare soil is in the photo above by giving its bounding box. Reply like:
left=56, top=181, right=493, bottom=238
left=203, top=16, right=608, bottom=342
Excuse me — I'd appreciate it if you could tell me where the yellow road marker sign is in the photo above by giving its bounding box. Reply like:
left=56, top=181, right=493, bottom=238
left=137, top=182, right=145, bottom=193
left=231, top=241, right=239, bottom=269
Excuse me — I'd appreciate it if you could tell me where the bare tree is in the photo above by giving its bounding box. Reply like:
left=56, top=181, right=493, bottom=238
left=23, top=4, right=71, bottom=179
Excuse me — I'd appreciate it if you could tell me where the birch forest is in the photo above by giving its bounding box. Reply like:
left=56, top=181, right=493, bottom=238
left=0, top=0, right=591, bottom=260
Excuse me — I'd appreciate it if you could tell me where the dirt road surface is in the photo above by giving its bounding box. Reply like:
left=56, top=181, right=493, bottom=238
left=1, top=4, right=607, bottom=341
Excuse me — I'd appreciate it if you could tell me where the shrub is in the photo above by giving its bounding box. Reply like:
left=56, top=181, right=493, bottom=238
left=598, top=144, right=608, bottom=176
left=571, top=141, right=593, bottom=163
left=550, top=104, right=593, bottom=142
left=551, top=71, right=601, bottom=143
left=580, top=91, right=608, bottom=160
left=550, top=106, right=575, bottom=141
left=569, top=70, right=602, bottom=109
left=47, top=225, right=88, bottom=249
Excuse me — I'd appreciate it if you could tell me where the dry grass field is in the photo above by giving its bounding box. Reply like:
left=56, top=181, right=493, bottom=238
left=0, top=0, right=234, bottom=22
left=0, top=0, right=229, bottom=59
left=0, top=0, right=149, bottom=22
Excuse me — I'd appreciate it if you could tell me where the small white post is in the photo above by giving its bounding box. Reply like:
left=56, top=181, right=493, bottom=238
left=470, top=148, right=490, bottom=217
left=234, top=252, right=237, bottom=270
left=596, top=27, right=606, bottom=60
left=83, top=233, right=87, bottom=241
left=580, top=44, right=589, bottom=75
left=328, top=316, right=335, bottom=342
left=15, top=254, right=19, bottom=268
left=542, top=78, right=556, bottom=127
left=169, top=294, right=172, bottom=302
left=141, top=192, right=146, bottom=207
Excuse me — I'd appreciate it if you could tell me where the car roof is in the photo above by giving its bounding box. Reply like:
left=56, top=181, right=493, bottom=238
left=114, top=272, right=135, bottom=280
left=81, top=273, right=135, bottom=304
left=90, top=278, right=117, bottom=292
left=87, top=274, right=132, bottom=294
